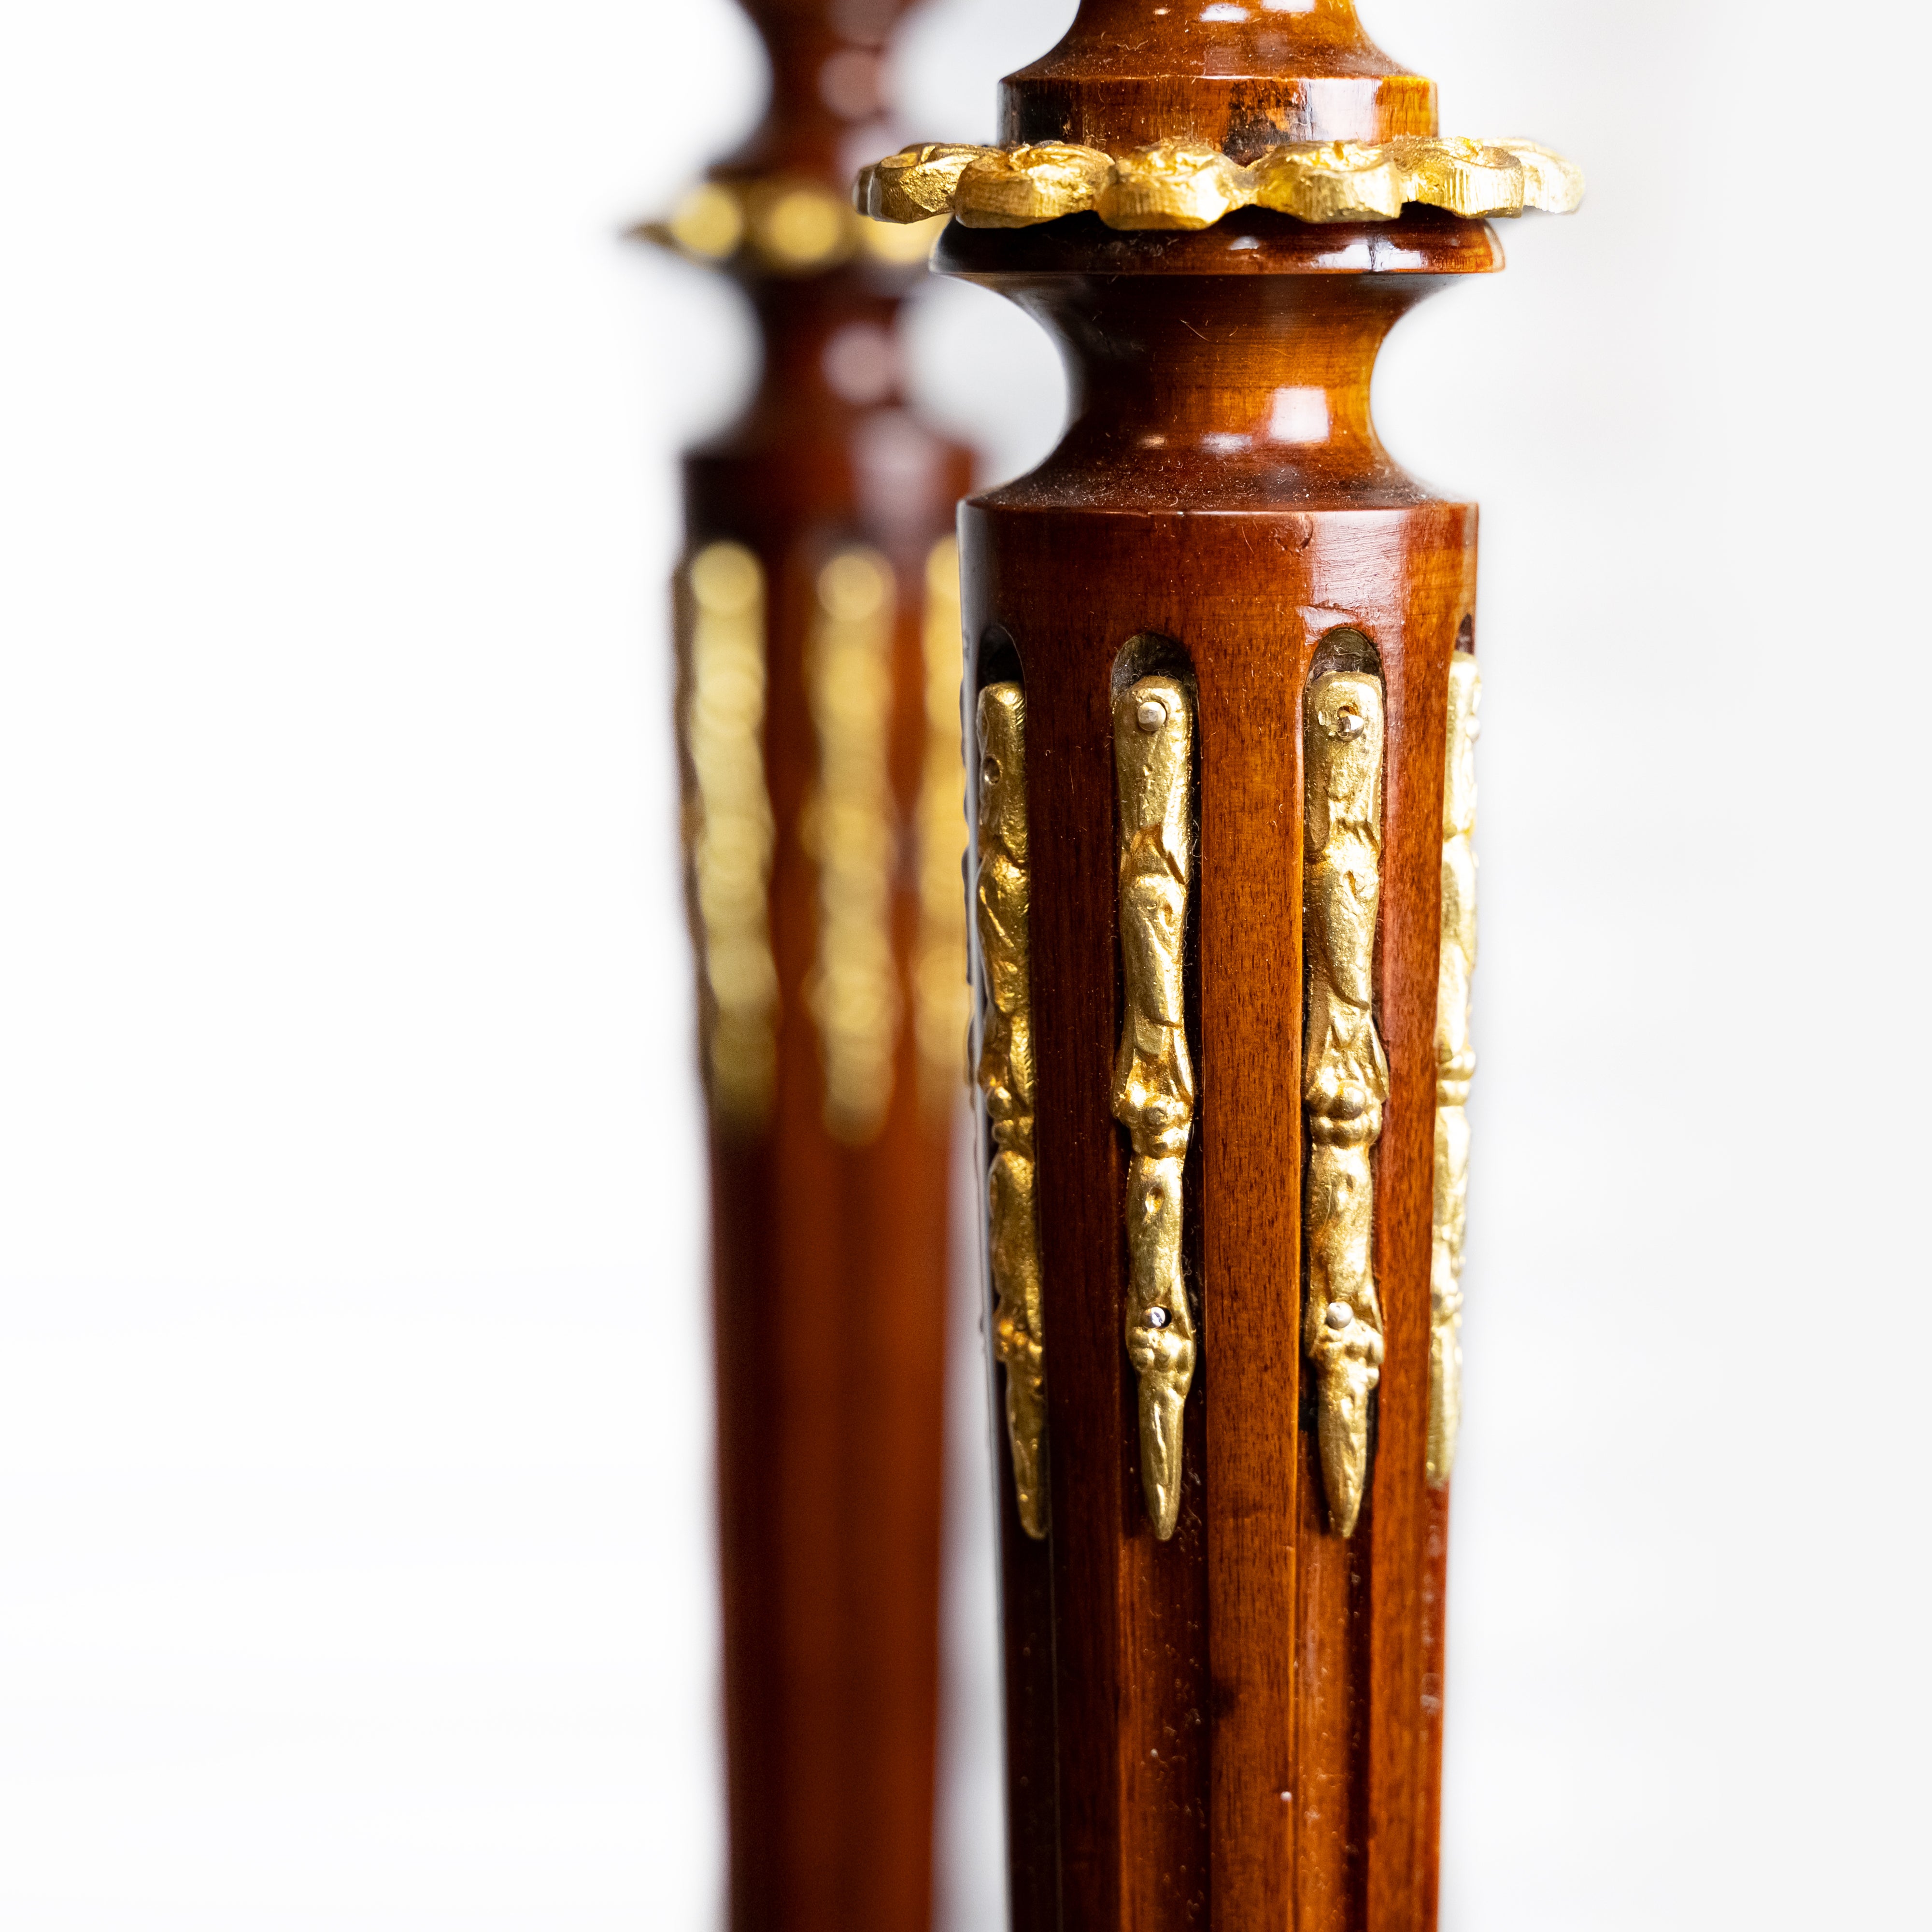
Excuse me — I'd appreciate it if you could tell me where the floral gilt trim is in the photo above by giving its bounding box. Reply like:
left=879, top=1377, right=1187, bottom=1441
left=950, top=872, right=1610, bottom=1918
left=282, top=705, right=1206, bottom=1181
left=854, top=137, right=1582, bottom=233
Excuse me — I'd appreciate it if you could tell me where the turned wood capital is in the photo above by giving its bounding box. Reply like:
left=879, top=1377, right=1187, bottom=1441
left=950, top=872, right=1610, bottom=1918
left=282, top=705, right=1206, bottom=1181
left=939, top=209, right=1500, bottom=508
left=853, top=8, right=1578, bottom=235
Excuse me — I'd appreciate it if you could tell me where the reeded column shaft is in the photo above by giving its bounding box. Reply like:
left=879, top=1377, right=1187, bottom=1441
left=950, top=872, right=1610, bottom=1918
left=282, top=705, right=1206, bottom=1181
left=951, top=208, right=1491, bottom=1932
left=656, top=4, right=975, bottom=1926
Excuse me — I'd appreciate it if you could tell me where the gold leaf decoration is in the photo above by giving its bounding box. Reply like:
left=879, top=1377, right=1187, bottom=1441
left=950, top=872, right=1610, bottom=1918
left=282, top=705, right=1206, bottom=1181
left=804, top=549, right=900, bottom=1144
left=682, top=542, right=778, bottom=1132
left=1303, top=668, right=1389, bottom=1539
left=975, top=682, right=1047, bottom=1538
left=1428, top=653, right=1480, bottom=1486
left=1111, top=676, right=1197, bottom=1541
left=854, top=136, right=1584, bottom=232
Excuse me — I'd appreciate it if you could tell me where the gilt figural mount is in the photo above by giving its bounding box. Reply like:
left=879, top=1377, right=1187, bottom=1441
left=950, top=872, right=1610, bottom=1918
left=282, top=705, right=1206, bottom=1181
left=1111, top=676, right=1197, bottom=1543
left=976, top=683, right=1047, bottom=1540
left=1430, top=651, right=1480, bottom=1485
left=1302, top=660, right=1390, bottom=1541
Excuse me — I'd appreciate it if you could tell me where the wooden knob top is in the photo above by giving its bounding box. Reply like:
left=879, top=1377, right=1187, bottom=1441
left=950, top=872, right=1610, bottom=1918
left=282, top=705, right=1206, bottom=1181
left=1000, top=0, right=1438, bottom=156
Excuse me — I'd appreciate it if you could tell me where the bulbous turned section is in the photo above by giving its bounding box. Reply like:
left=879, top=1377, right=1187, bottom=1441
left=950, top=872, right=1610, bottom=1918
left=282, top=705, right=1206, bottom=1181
left=722, top=0, right=917, bottom=181
left=689, top=277, right=962, bottom=545
left=1000, top=0, right=1438, bottom=156
left=938, top=207, right=1500, bottom=511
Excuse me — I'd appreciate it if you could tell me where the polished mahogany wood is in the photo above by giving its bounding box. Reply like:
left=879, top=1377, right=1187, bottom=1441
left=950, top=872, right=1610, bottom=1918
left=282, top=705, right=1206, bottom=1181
left=672, top=5, right=974, bottom=1928
left=1000, top=0, right=1437, bottom=158
left=946, top=194, right=1491, bottom=1932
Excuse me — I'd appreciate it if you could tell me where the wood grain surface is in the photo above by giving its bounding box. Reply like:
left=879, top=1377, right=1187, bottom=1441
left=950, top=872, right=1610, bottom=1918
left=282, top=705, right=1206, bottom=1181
left=1000, top=0, right=1439, bottom=158
left=688, top=285, right=972, bottom=1932
left=947, top=202, right=1486, bottom=1932
left=676, top=5, right=974, bottom=1927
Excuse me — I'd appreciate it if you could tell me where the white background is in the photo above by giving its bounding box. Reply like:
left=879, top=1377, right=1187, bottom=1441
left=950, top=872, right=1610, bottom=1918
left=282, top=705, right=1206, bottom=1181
left=2, top=0, right=1928, bottom=1925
